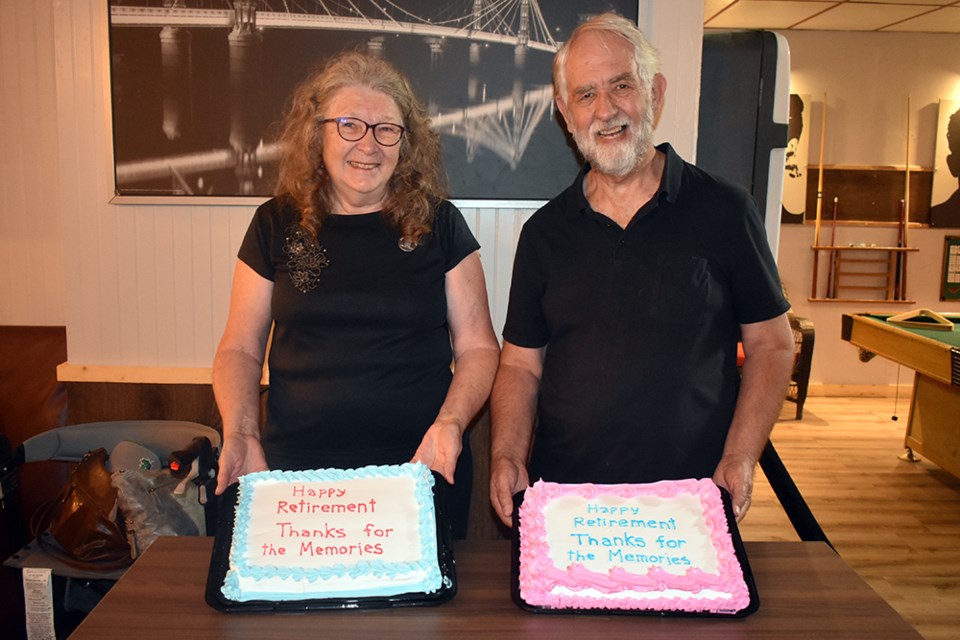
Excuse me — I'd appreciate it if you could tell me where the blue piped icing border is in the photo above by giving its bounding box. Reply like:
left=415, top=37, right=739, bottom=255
left=222, top=462, right=441, bottom=601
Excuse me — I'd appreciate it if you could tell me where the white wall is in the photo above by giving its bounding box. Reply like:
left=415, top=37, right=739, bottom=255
left=775, top=31, right=960, bottom=392
left=641, top=0, right=705, bottom=156
left=0, top=0, right=65, bottom=325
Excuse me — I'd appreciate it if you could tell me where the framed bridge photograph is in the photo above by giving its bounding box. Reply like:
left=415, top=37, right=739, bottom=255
left=107, top=0, right=638, bottom=201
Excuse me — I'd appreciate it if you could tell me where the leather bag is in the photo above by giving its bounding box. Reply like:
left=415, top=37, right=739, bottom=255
left=36, top=448, right=132, bottom=569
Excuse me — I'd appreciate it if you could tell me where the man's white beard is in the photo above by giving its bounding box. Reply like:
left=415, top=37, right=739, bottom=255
left=571, top=106, right=655, bottom=177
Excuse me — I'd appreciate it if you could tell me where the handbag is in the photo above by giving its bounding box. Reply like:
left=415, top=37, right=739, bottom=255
left=32, top=447, right=133, bottom=569
left=112, top=466, right=202, bottom=558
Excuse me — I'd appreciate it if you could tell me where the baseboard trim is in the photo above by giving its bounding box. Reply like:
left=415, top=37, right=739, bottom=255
left=808, top=383, right=913, bottom=398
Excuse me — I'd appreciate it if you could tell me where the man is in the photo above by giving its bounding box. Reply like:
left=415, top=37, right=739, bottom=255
left=489, top=13, right=795, bottom=527
left=930, top=107, right=960, bottom=228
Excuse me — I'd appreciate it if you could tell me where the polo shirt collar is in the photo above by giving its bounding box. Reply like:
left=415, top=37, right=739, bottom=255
left=658, top=142, right=682, bottom=205
left=564, top=142, right=681, bottom=221
left=564, top=164, right=593, bottom=220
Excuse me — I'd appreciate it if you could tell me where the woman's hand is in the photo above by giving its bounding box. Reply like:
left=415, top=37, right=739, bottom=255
left=411, top=419, right=463, bottom=484
left=215, top=432, right=269, bottom=495
left=413, top=250, right=498, bottom=485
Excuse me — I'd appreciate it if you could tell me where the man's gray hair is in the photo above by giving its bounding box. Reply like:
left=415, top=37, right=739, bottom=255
left=553, top=12, right=662, bottom=102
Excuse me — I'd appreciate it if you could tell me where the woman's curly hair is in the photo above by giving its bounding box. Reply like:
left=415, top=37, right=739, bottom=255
left=274, top=51, right=448, bottom=244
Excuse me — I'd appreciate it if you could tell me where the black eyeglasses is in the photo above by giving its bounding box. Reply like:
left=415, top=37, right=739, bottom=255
left=319, top=117, right=405, bottom=146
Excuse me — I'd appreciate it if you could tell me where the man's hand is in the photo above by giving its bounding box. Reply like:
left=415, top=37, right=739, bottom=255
left=712, top=453, right=757, bottom=522
left=490, top=457, right=530, bottom=527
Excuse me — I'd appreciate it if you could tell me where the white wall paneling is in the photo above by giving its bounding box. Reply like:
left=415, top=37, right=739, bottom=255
left=457, top=205, right=537, bottom=341
left=0, top=0, right=64, bottom=325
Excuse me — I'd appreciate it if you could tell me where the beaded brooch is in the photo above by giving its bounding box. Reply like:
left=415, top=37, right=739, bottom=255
left=283, top=225, right=330, bottom=293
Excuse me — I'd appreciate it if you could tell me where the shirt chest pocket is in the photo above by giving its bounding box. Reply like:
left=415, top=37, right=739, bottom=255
left=639, top=255, right=711, bottom=326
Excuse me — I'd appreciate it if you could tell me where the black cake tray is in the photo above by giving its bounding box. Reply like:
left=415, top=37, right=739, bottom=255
left=510, top=486, right=760, bottom=617
left=205, top=474, right=457, bottom=612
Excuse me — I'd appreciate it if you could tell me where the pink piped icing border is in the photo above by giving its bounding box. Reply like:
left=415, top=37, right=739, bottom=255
left=518, top=478, right=751, bottom=613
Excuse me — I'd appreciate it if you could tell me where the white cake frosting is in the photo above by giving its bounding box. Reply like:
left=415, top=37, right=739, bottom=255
left=222, top=462, right=442, bottom=602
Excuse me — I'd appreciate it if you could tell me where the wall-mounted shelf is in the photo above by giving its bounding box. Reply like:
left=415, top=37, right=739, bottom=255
left=803, top=165, right=932, bottom=224
left=810, top=244, right=917, bottom=303
left=807, top=97, right=919, bottom=304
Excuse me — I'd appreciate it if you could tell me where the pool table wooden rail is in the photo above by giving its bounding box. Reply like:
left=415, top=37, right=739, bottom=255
left=841, top=312, right=960, bottom=480
left=840, top=313, right=960, bottom=387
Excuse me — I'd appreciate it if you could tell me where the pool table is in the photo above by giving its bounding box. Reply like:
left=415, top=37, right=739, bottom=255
left=841, top=312, right=960, bottom=479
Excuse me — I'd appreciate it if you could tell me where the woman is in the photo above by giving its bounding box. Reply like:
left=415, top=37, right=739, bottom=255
left=212, top=52, right=500, bottom=538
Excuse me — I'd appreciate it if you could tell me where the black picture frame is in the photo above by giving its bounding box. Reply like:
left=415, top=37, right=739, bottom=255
left=941, top=235, right=960, bottom=301
left=107, top=1, right=638, bottom=201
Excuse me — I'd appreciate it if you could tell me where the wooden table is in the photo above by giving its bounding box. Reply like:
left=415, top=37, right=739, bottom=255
left=70, top=538, right=922, bottom=639
left=842, top=312, right=960, bottom=478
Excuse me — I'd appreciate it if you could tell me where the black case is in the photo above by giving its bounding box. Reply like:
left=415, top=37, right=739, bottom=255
left=510, top=486, right=760, bottom=617
left=205, top=474, right=456, bottom=612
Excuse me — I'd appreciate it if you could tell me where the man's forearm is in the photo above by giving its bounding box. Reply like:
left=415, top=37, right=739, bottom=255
left=490, top=362, right=540, bottom=468
left=724, top=339, right=795, bottom=463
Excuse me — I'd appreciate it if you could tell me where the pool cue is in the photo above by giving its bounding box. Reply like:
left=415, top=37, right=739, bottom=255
left=825, top=197, right=839, bottom=298
left=894, top=199, right=905, bottom=300
left=899, top=95, right=911, bottom=300
left=811, top=93, right=827, bottom=298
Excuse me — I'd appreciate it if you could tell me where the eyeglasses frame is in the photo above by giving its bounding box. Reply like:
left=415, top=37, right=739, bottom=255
left=318, top=116, right=406, bottom=147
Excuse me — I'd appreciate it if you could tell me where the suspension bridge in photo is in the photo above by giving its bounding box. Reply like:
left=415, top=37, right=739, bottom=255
left=111, top=0, right=565, bottom=194
left=110, top=0, right=560, bottom=53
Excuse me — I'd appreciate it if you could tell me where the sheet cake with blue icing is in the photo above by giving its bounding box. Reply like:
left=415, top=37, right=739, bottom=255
left=219, top=462, right=449, bottom=604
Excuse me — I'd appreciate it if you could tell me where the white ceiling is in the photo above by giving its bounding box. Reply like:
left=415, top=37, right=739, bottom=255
left=705, top=0, right=960, bottom=33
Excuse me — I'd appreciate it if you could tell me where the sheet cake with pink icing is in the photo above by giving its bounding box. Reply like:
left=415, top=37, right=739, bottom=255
left=517, top=478, right=753, bottom=614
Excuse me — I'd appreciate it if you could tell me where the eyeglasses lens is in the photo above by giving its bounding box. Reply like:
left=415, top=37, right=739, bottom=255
left=335, top=117, right=403, bottom=146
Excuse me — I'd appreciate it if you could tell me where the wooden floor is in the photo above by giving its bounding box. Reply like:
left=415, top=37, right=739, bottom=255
left=741, top=396, right=960, bottom=640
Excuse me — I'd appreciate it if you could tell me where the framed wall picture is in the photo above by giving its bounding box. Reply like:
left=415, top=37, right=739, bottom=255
left=107, top=1, right=638, bottom=201
left=930, top=98, right=960, bottom=228
left=780, top=93, right=810, bottom=224
left=942, top=236, right=960, bottom=301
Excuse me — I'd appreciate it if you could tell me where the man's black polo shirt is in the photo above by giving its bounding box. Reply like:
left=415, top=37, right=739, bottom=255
left=502, top=143, right=790, bottom=484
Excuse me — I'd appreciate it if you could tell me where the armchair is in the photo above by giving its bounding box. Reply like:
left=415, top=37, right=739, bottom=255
left=736, top=312, right=815, bottom=420
left=785, top=313, right=815, bottom=419
left=3, top=421, right=220, bottom=634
